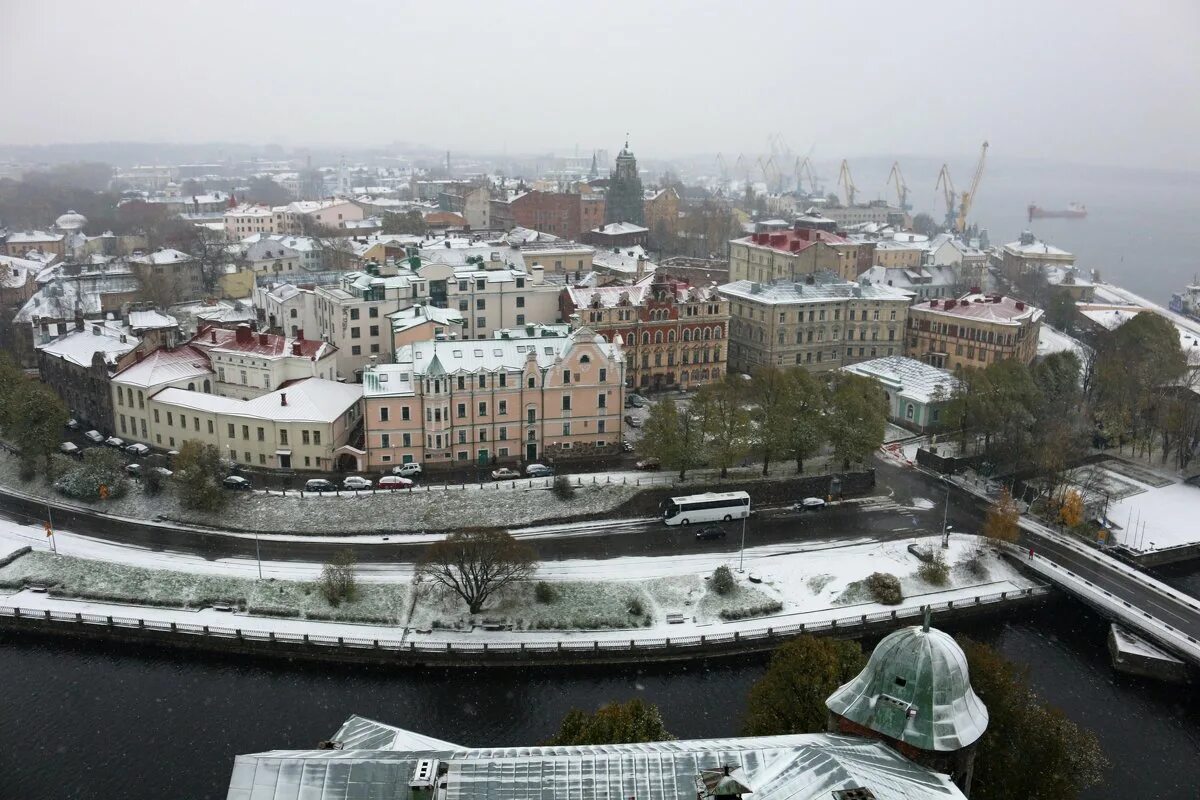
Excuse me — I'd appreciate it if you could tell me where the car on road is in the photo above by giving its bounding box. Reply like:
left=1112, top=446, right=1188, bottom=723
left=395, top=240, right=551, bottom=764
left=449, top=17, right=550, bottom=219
left=66, top=418, right=79, bottom=430
left=624, top=395, right=646, bottom=409
left=125, top=443, right=150, bottom=457
left=624, top=415, right=642, bottom=428
left=59, top=442, right=80, bottom=455
left=795, top=497, right=827, bottom=511
left=83, top=430, right=104, bottom=443
left=342, top=476, right=373, bottom=490
left=222, top=475, right=252, bottom=491
left=124, top=463, right=142, bottom=477
left=378, top=475, right=413, bottom=490
left=621, top=440, right=635, bottom=452
left=151, top=467, right=173, bottom=479
left=104, top=436, right=125, bottom=448
left=526, top=463, right=555, bottom=478
left=304, top=478, right=337, bottom=493
left=391, top=462, right=422, bottom=479
left=695, top=525, right=727, bottom=540
left=635, top=457, right=661, bottom=470
left=491, top=467, right=521, bottom=480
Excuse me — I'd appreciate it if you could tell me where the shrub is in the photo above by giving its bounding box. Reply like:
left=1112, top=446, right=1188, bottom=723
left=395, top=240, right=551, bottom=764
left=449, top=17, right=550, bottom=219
left=318, top=550, right=358, bottom=606
left=719, top=601, right=783, bottom=620
left=918, top=551, right=950, bottom=585
left=711, top=565, right=736, bottom=596
left=866, top=572, right=903, bottom=605
left=552, top=475, right=576, bottom=500
left=628, top=597, right=645, bottom=616
left=534, top=581, right=557, bottom=604
left=53, top=448, right=128, bottom=501
left=963, top=548, right=989, bottom=579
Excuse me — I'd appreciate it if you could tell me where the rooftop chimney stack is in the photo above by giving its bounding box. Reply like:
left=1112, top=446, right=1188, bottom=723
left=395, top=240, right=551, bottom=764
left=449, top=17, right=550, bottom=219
left=235, top=324, right=252, bottom=344
left=280, top=393, right=287, bottom=406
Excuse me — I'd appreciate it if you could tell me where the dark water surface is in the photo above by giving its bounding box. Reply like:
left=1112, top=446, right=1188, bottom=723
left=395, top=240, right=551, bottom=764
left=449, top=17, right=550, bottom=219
left=4, top=595, right=1199, bottom=800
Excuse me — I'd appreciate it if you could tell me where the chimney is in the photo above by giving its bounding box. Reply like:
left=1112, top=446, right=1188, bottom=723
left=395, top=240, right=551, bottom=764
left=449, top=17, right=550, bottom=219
left=75, top=315, right=84, bottom=332
left=1016, top=301, right=1026, bottom=310
left=280, top=392, right=287, bottom=406
left=210, top=329, right=217, bottom=343
left=235, top=324, right=252, bottom=344
left=292, top=341, right=301, bottom=355
left=296, top=328, right=303, bottom=340
left=636, top=255, right=645, bottom=281
left=258, top=332, right=268, bottom=346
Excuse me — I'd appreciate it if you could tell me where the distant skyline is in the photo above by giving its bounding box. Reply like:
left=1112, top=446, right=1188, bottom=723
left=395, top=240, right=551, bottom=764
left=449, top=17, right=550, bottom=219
left=2, top=0, right=1198, bottom=171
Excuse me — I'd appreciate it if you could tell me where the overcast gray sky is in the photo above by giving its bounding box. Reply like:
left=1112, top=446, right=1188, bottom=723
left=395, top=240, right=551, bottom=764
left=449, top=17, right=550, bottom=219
left=2, top=0, right=1198, bottom=170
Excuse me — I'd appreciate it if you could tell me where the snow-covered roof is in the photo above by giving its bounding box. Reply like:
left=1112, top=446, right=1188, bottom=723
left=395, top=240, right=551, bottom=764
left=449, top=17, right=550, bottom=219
left=194, top=325, right=333, bottom=361
left=567, top=274, right=721, bottom=309
left=840, top=356, right=960, bottom=404
left=130, top=248, right=193, bottom=265
left=592, top=245, right=656, bottom=275
left=719, top=277, right=912, bottom=306
left=6, top=230, right=63, bottom=243
left=153, top=378, right=361, bottom=423
left=0, top=254, right=44, bottom=289
left=859, top=264, right=956, bottom=291
left=589, top=221, right=649, bottom=236
left=37, top=327, right=137, bottom=368
left=1003, top=237, right=1072, bottom=258
left=736, top=229, right=849, bottom=253
left=15, top=273, right=141, bottom=322
left=224, top=204, right=273, bottom=218
left=1037, top=325, right=1091, bottom=362
left=112, top=344, right=213, bottom=389
left=227, top=722, right=965, bottom=800
left=127, top=310, right=178, bottom=331
left=912, top=294, right=1043, bottom=326
left=387, top=303, right=464, bottom=333
left=243, top=233, right=320, bottom=253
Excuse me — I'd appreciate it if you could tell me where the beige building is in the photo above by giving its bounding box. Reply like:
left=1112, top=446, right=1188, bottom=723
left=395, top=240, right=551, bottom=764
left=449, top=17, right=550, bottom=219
left=729, top=228, right=866, bottom=284
left=274, top=200, right=364, bottom=235
left=4, top=230, right=66, bottom=258
left=314, top=271, right=430, bottom=380
left=361, top=327, right=624, bottom=470
left=871, top=240, right=926, bottom=269
left=999, top=231, right=1074, bottom=281
left=111, top=344, right=216, bottom=444
left=191, top=324, right=339, bottom=400
left=129, top=248, right=205, bottom=300
left=224, top=205, right=275, bottom=239
left=720, top=276, right=913, bottom=373
left=145, top=378, right=363, bottom=471
left=389, top=303, right=465, bottom=351
left=905, top=293, right=1043, bottom=371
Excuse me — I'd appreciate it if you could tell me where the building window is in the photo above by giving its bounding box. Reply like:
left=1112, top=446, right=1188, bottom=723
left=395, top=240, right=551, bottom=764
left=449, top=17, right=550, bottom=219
left=380, top=407, right=389, bottom=422
left=478, top=402, right=487, bottom=416
left=302, top=430, right=310, bottom=445
left=598, top=419, right=606, bottom=433
left=476, top=317, right=486, bottom=328
left=402, top=433, right=411, bottom=447
left=257, top=427, right=265, bottom=441
left=597, top=393, right=606, bottom=408
left=350, top=308, right=360, bottom=320
left=369, top=307, right=379, bottom=318
left=499, top=426, right=508, bottom=440
left=562, top=395, right=572, bottom=411
left=352, top=346, right=361, bottom=355
left=498, top=400, right=507, bottom=415
left=351, top=327, right=360, bottom=339
left=370, top=325, right=379, bottom=336
left=599, top=368, right=607, bottom=382
left=562, top=422, right=571, bottom=436
left=401, top=406, right=410, bottom=421
left=280, top=430, right=288, bottom=445
left=313, top=431, right=321, bottom=445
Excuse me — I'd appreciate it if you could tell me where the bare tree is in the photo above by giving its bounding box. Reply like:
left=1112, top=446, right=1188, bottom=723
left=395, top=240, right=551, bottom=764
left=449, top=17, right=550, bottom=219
left=319, top=550, right=358, bottom=605
left=417, top=530, right=537, bottom=614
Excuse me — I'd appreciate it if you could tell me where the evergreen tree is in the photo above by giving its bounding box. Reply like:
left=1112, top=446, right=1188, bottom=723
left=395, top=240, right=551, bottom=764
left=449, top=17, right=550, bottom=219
left=742, top=636, right=866, bottom=735
left=546, top=699, right=673, bottom=746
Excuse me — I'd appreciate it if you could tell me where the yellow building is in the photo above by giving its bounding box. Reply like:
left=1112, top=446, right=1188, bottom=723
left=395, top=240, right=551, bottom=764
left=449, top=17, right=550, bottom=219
left=905, top=293, right=1043, bottom=371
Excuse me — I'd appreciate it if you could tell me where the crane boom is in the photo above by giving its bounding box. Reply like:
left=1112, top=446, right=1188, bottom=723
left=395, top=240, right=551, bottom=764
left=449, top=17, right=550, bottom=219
left=956, top=141, right=989, bottom=233
left=886, top=161, right=908, bottom=210
left=838, top=159, right=856, bottom=206
left=935, top=164, right=957, bottom=231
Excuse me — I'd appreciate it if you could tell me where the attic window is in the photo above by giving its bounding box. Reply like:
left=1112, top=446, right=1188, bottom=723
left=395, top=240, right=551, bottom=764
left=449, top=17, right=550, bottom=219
left=894, top=676, right=907, bottom=687
left=474, top=349, right=484, bottom=357
left=493, top=349, right=502, bottom=357
left=452, top=350, right=463, bottom=358
left=543, top=347, right=553, bottom=355
left=832, top=789, right=877, bottom=800
left=580, top=355, right=590, bottom=363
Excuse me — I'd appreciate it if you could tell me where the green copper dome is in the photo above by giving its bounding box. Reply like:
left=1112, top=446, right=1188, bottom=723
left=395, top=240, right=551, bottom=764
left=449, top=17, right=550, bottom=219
left=825, top=623, right=988, bottom=752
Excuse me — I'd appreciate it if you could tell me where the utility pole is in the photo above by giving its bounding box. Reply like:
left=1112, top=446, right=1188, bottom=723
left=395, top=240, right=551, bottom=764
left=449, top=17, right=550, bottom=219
left=253, top=529, right=263, bottom=580
left=941, top=486, right=950, bottom=549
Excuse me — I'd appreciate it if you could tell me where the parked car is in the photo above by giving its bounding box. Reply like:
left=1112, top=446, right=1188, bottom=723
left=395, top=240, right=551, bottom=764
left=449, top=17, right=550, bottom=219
left=629, top=393, right=648, bottom=405
left=695, top=525, right=727, bottom=540
left=59, top=442, right=80, bottom=456
left=525, top=463, right=555, bottom=478
left=304, top=479, right=336, bottom=493
left=378, top=475, right=413, bottom=490
left=104, top=436, right=125, bottom=449
left=795, top=497, right=827, bottom=511
left=491, top=467, right=521, bottom=480
left=124, top=463, right=142, bottom=477
left=83, top=430, right=104, bottom=443
left=152, top=467, right=173, bottom=478
left=65, top=418, right=79, bottom=430
left=635, top=457, right=661, bottom=470
left=391, top=462, right=423, bottom=478
left=621, top=440, right=635, bottom=453
left=624, top=395, right=646, bottom=409
left=125, top=443, right=150, bottom=457
left=342, top=476, right=373, bottom=490
left=624, top=415, right=642, bottom=428
left=222, top=475, right=252, bottom=491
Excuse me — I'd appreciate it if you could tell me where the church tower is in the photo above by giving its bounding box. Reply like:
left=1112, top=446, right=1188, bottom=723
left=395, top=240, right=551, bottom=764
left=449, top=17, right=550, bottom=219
left=825, top=613, right=989, bottom=796
left=604, top=139, right=645, bottom=225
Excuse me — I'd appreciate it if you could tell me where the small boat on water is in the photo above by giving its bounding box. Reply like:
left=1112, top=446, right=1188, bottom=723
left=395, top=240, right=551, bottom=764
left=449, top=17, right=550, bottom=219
left=1028, top=201, right=1087, bottom=221
left=1170, top=281, right=1200, bottom=322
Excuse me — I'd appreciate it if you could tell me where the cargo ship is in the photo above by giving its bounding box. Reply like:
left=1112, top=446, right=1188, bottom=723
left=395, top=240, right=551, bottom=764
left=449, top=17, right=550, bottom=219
left=1028, top=202, right=1087, bottom=221
left=1169, top=282, right=1200, bottom=322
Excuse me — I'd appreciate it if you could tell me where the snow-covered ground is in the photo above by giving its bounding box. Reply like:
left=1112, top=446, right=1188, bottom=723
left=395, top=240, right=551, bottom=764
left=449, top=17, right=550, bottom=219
left=0, top=528, right=1036, bottom=638
left=1103, top=476, right=1200, bottom=552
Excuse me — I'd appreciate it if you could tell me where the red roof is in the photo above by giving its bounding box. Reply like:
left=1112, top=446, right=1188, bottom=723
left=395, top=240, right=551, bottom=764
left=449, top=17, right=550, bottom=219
left=191, top=325, right=330, bottom=359
left=739, top=229, right=848, bottom=253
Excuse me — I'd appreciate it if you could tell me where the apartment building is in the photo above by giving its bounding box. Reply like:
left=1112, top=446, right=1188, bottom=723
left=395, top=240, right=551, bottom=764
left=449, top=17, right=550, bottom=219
left=561, top=272, right=729, bottom=391
left=999, top=231, right=1074, bottom=281
left=224, top=205, right=275, bottom=238
left=720, top=276, right=913, bottom=373
left=389, top=303, right=465, bottom=350
left=361, top=328, right=624, bottom=470
left=256, top=282, right=318, bottom=338
left=111, top=344, right=215, bottom=443
left=314, top=270, right=429, bottom=379
left=729, top=227, right=867, bottom=284
left=243, top=234, right=326, bottom=276
left=905, top=293, right=1044, bottom=371
left=129, top=248, right=205, bottom=299
left=191, top=324, right=339, bottom=400
left=37, top=325, right=138, bottom=431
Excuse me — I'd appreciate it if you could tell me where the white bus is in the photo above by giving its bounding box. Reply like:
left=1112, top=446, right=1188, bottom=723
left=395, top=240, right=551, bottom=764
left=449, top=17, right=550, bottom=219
left=662, top=491, right=751, bottom=526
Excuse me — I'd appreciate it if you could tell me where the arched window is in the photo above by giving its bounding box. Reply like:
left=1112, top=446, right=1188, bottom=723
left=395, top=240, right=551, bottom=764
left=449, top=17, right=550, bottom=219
left=683, top=328, right=692, bottom=342
left=580, top=354, right=590, bottom=363
left=667, top=329, right=675, bottom=343
left=654, top=330, right=663, bottom=344
left=703, top=328, right=712, bottom=340
left=187, top=382, right=195, bottom=391
left=714, top=327, right=722, bottom=340
left=906, top=403, right=915, bottom=420
left=203, top=379, right=211, bottom=393
left=641, top=332, right=650, bottom=345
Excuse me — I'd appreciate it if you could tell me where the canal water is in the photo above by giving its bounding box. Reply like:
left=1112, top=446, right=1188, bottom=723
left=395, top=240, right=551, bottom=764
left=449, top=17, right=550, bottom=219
left=4, top=588, right=1200, bottom=799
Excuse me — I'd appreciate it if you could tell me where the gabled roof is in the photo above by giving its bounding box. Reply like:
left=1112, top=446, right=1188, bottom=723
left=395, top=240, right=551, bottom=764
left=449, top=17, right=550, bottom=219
left=112, top=344, right=213, bottom=389
left=127, top=310, right=178, bottom=331
left=590, top=222, right=649, bottom=236
left=130, top=248, right=193, bottom=265
left=153, top=378, right=361, bottom=423
left=37, top=328, right=137, bottom=368
left=387, top=303, right=465, bottom=333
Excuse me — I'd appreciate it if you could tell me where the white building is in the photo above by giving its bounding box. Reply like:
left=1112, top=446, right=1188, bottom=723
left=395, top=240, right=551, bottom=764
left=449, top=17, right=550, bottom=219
left=243, top=234, right=326, bottom=276
left=858, top=264, right=959, bottom=302
left=192, top=324, right=339, bottom=400
left=841, top=355, right=960, bottom=431
left=256, top=282, right=318, bottom=339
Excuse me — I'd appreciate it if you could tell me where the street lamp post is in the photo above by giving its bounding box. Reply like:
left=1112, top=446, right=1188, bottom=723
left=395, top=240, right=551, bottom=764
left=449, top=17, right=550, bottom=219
left=941, top=486, right=951, bottom=548
left=253, top=530, right=263, bottom=580
left=738, top=512, right=748, bottom=572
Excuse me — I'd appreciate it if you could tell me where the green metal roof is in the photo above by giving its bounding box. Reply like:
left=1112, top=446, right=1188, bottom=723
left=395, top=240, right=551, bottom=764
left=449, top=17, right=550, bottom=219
left=825, top=624, right=988, bottom=752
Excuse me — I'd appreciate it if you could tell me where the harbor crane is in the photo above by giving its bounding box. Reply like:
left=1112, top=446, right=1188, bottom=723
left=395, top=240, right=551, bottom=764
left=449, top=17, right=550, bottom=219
left=716, top=153, right=729, bottom=184
left=935, top=164, right=957, bottom=231
left=795, top=155, right=819, bottom=195
left=838, top=159, right=857, bottom=207
left=886, top=161, right=909, bottom=210
left=956, top=141, right=989, bottom=234
left=758, top=156, right=783, bottom=194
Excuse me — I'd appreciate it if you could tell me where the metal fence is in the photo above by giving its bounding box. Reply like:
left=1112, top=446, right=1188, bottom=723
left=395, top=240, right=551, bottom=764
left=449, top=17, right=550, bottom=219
left=0, top=587, right=1048, bottom=659
left=269, top=473, right=681, bottom=499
